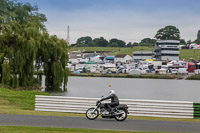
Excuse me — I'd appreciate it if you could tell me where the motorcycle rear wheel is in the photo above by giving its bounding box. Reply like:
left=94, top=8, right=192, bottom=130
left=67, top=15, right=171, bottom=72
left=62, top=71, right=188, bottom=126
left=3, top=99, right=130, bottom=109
left=114, top=109, right=127, bottom=121
left=86, top=108, right=99, bottom=120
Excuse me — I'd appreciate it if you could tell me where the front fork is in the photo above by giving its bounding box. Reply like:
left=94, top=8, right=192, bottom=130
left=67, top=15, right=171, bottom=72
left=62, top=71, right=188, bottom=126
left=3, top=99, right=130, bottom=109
left=92, top=105, right=99, bottom=113
left=126, top=109, right=129, bottom=114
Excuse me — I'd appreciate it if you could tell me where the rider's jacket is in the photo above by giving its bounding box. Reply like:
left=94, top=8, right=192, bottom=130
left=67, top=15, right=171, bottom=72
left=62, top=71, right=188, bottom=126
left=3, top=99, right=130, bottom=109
left=101, top=94, right=119, bottom=104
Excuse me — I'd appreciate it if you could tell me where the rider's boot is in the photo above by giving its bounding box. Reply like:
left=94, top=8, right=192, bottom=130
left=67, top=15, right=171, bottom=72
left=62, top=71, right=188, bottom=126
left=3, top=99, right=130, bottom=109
left=110, top=108, right=115, bottom=115
left=111, top=111, right=115, bottom=115
left=107, top=105, right=114, bottom=115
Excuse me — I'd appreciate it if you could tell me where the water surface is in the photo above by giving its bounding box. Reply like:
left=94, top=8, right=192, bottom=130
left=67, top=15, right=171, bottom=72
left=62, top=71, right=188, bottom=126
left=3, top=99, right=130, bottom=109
left=62, top=77, right=200, bottom=102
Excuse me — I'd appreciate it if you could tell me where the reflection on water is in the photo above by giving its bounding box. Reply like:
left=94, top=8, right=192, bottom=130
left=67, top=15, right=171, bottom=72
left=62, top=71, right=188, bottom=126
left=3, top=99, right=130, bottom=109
left=53, top=76, right=200, bottom=102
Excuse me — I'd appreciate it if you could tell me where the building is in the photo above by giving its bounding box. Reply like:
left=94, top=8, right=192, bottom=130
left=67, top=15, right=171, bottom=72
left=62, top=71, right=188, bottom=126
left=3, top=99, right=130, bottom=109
left=133, top=40, right=180, bottom=61
left=68, top=51, right=82, bottom=59
left=114, top=54, right=132, bottom=63
left=154, top=40, right=180, bottom=61
left=133, top=51, right=154, bottom=62
left=104, top=56, right=115, bottom=63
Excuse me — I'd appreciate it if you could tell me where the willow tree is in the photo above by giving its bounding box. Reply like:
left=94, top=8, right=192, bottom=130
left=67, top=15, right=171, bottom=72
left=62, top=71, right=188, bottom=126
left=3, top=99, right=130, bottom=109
left=1, top=61, right=11, bottom=86
left=0, top=0, right=47, bottom=87
left=0, top=0, right=69, bottom=91
left=36, top=35, right=69, bottom=92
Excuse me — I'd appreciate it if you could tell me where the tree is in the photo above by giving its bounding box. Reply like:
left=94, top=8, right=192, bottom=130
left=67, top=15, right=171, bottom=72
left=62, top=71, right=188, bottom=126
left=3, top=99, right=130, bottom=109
left=194, top=30, right=200, bottom=44
left=1, top=61, right=11, bottom=86
left=36, top=35, right=69, bottom=91
left=109, top=42, right=118, bottom=47
left=126, top=42, right=132, bottom=47
left=155, top=25, right=180, bottom=40
left=187, top=40, right=192, bottom=45
left=139, top=38, right=156, bottom=46
left=198, top=30, right=200, bottom=39
left=93, top=37, right=108, bottom=47
left=132, top=42, right=139, bottom=46
left=180, top=39, right=186, bottom=45
left=0, top=0, right=69, bottom=91
left=0, top=0, right=47, bottom=87
left=109, top=38, right=126, bottom=47
left=76, top=36, right=92, bottom=46
left=118, top=40, right=126, bottom=47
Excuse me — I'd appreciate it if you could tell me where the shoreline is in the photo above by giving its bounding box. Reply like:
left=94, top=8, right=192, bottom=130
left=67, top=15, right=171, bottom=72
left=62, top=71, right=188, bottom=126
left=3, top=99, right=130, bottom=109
left=70, top=73, right=200, bottom=80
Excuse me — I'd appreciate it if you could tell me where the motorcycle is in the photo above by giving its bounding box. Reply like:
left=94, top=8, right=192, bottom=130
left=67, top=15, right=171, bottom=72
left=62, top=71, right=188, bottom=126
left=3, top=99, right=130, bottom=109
left=86, top=97, right=129, bottom=121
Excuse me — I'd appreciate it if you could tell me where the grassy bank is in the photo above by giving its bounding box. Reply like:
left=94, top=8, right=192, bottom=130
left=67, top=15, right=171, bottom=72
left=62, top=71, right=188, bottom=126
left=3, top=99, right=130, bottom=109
left=1, top=87, right=200, bottom=123
left=180, top=49, right=200, bottom=61
left=70, top=73, right=181, bottom=80
left=70, top=46, right=152, bottom=56
left=0, top=87, right=84, bottom=116
left=0, top=126, right=167, bottom=133
left=0, top=87, right=49, bottom=110
left=187, top=75, right=200, bottom=80
left=70, top=47, right=200, bottom=61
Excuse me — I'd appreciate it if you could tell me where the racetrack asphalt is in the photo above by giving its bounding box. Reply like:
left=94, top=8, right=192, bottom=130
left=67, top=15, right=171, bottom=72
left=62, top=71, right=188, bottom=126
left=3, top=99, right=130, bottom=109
left=0, top=114, right=200, bottom=132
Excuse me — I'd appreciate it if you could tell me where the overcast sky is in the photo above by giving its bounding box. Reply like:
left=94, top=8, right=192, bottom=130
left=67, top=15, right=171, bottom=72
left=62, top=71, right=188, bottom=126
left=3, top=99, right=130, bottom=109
left=18, top=0, right=200, bottom=44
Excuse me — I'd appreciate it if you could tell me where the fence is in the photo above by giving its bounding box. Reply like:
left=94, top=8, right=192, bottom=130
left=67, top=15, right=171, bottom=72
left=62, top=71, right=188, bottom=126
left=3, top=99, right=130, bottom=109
left=35, top=95, right=200, bottom=119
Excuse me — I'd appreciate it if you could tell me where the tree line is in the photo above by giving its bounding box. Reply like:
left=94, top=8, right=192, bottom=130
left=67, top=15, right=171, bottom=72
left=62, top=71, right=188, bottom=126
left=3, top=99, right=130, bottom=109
left=0, top=0, right=69, bottom=92
left=72, top=25, right=200, bottom=47
left=72, top=36, right=156, bottom=47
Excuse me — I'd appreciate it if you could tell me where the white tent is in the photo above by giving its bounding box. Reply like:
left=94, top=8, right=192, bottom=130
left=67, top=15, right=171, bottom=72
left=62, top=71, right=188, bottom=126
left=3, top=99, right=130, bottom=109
left=128, top=69, right=141, bottom=75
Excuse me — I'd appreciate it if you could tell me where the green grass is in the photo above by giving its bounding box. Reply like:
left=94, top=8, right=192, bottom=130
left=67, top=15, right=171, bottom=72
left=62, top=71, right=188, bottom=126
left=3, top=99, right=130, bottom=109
left=70, top=47, right=200, bottom=61
left=0, top=88, right=197, bottom=133
left=194, top=103, right=200, bottom=119
left=187, top=75, right=200, bottom=80
left=1, top=87, right=200, bottom=123
left=70, top=46, right=153, bottom=56
left=180, top=49, right=200, bottom=61
left=71, top=73, right=180, bottom=79
left=0, top=87, right=49, bottom=110
left=0, top=126, right=169, bottom=133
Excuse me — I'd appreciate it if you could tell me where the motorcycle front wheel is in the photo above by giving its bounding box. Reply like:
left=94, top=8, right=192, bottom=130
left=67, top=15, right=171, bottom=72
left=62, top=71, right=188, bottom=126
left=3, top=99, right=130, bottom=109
left=86, top=107, right=99, bottom=120
left=114, top=109, right=127, bottom=121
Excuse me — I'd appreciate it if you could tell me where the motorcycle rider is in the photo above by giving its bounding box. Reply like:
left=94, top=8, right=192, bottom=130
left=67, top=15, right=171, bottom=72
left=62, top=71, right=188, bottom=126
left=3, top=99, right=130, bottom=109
left=98, top=90, right=119, bottom=114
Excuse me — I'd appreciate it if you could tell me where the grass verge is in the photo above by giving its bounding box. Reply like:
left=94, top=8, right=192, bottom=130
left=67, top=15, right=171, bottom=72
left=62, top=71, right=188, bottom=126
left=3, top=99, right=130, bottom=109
left=187, top=75, right=200, bottom=80
left=0, top=87, right=49, bottom=110
left=1, top=87, right=200, bottom=123
left=70, top=73, right=181, bottom=80
left=180, top=49, right=200, bottom=61
left=0, top=126, right=169, bottom=133
left=70, top=47, right=200, bottom=61
left=69, top=46, right=153, bottom=56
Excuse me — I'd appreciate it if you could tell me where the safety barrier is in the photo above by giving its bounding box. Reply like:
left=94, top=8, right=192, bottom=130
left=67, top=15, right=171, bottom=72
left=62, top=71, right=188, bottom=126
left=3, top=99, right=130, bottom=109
left=194, top=103, right=200, bottom=119
left=35, top=95, right=199, bottom=119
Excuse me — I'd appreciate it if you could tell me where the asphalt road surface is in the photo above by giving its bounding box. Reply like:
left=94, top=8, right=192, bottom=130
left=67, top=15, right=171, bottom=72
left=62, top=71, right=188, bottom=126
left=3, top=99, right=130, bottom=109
left=0, top=114, right=200, bottom=132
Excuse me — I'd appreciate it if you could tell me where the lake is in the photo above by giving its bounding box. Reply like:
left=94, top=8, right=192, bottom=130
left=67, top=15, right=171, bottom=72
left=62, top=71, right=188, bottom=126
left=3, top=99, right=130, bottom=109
left=58, top=76, right=200, bottom=102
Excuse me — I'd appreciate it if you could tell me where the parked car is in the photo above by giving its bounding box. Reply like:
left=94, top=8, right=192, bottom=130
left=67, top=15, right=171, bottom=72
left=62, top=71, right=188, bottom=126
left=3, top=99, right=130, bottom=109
left=76, top=68, right=83, bottom=73
left=171, top=69, right=178, bottom=74
left=128, top=69, right=141, bottom=75
left=177, top=68, right=188, bottom=75
left=194, top=69, right=200, bottom=75
left=159, top=68, right=167, bottom=74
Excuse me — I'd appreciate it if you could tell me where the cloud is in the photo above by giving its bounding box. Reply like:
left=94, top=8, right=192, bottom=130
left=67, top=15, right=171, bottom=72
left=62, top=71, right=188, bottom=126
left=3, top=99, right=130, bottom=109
left=15, top=0, right=199, bottom=44
left=43, top=6, right=200, bottom=44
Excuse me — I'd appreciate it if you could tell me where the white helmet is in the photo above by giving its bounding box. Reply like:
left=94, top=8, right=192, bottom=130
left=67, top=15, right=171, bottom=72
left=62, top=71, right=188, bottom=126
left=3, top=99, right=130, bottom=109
left=108, top=90, right=115, bottom=96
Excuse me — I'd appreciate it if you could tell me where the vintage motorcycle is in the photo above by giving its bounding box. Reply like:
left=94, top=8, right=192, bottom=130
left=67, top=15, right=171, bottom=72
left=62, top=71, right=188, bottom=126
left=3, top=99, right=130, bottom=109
left=86, top=98, right=129, bottom=121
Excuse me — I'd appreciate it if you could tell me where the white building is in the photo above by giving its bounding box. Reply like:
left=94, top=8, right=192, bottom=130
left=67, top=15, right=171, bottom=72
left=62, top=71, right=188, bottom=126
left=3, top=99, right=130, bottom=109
left=133, top=40, right=180, bottom=61
left=114, top=54, right=133, bottom=63
left=154, top=40, right=180, bottom=61
left=133, top=51, right=154, bottom=61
